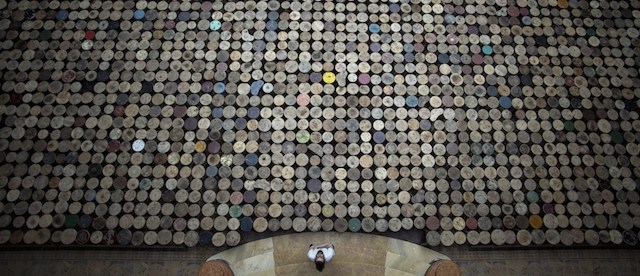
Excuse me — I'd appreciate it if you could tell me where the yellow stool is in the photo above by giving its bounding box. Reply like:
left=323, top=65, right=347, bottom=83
left=323, top=72, right=336, bottom=84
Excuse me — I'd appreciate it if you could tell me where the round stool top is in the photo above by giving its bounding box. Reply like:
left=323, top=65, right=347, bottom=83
left=198, top=259, right=233, bottom=276
left=426, top=259, right=461, bottom=276
left=529, top=215, right=543, bottom=229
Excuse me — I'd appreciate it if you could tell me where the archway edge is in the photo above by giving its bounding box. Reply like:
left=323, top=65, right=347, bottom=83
left=206, top=232, right=453, bottom=275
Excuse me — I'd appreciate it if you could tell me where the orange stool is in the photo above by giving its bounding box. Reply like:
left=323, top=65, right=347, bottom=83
left=426, top=259, right=461, bottom=276
left=198, top=259, right=234, bottom=276
left=529, top=215, right=543, bottom=229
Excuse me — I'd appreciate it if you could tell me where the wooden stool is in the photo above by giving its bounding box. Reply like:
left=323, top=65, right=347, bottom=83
left=198, top=259, right=234, bottom=276
left=426, top=259, right=461, bottom=276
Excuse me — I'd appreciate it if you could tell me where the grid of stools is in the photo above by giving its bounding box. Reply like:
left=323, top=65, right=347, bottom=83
left=0, top=0, right=639, bottom=248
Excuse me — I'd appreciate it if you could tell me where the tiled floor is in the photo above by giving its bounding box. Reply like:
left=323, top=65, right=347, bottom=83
left=442, top=246, right=640, bottom=275
left=0, top=248, right=209, bottom=275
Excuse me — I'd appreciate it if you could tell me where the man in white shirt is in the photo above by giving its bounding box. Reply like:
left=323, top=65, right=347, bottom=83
left=307, top=242, right=335, bottom=271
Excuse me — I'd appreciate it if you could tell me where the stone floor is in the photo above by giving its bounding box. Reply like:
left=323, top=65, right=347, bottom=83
left=207, top=232, right=450, bottom=275
left=1, top=241, right=640, bottom=275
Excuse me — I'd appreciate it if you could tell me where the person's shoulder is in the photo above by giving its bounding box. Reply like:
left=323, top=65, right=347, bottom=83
left=323, top=247, right=335, bottom=261
left=307, top=248, right=318, bottom=260
left=321, top=247, right=335, bottom=254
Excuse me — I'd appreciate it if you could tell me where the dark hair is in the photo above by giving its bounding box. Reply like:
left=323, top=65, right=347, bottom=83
left=315, top=259, right=325, bottom=271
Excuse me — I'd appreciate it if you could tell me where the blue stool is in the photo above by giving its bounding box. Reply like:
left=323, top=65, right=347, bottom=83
left=210, top=20, right=221, bottom=30
left=499, top=96, right=512, bottom=108
left=134, top=10, right=145, bottom=20
left=482, top=45, right=493, bottom=55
